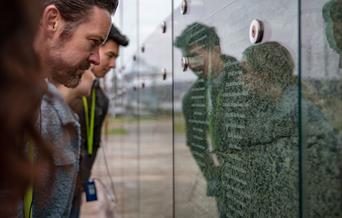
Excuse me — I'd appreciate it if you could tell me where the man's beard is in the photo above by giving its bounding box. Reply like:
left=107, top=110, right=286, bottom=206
left=189, top=56, right=205, bottom=75
left=48, top=57, right=90, bottom=88
left=62, top=69, right=84, bottom=88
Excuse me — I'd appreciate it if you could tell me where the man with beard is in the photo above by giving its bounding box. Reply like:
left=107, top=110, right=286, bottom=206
left=175, top=22, right=241, bottom=218
left=31, top=0, right=117, bottom=217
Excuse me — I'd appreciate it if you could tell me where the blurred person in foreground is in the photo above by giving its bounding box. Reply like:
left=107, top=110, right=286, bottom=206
left=69, top=23, right=128, bottom=218
left=0, top=1, right=55, bottom=217
left=31, top=0, right=118, bottom=217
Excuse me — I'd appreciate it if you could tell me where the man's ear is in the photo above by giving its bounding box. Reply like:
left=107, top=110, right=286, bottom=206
left=41, top=5, right=63, bottom=38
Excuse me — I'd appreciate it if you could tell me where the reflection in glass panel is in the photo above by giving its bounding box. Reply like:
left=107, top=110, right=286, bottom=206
left=302, top=0, right=342, bottom=217
left=137, top=0, right=173, bottom=217
left=108, top=0, right=342, bottom=217
left=173, top=3, right=219, bottom=218
left=174, top=0, right=300, bottom=217
left=112, top=1, right=140, bottom=217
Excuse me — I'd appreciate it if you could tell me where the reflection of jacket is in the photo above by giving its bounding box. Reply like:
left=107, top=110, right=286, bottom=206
left=213, top=85, right=340, bottom=217
left=182, top=55, right=240, bottom=198
left=33, top=82, right=80, bottom=218
left=301, top=94, right=341, bottom=217
left=212, top=84, right=300, bottom=216
left=182, top=75, right=220, bottom=197
left=69, top=80, right=109, bottom=217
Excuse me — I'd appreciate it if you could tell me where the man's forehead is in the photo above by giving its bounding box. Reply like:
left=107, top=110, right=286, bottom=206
left=82, top=7, right=111, bottom=39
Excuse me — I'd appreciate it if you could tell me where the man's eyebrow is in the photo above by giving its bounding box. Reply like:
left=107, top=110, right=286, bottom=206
left=108, top=51, right=119, bottom=57
left=88, top=35, right=105, bottom=44
left=98, top=37, right=105, bottom=44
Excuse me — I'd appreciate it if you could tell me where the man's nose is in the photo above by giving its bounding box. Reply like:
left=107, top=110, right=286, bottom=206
left=109, top=58, right=116, bottom=69
left=89, top=51, right=100, bottom=65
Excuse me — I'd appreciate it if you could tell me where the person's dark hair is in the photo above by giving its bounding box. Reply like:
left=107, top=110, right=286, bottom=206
left=175, top=22, right=220, bottom=56
left=43, top=0, right=118, bottom=21
left=43, top=0, right=119, bottom=39
left=242, top=41, right=295, bottom=90
left=107, top=24, right=129, bottom=46
left=0, top=0, right=54, bottom=215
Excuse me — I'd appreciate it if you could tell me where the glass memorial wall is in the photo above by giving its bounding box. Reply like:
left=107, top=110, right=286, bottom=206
left=112, top=0, right=341, bottom=217
left=173, top=0, right=301, bottom=217
left=113, top=1, right=174, bottom=218
left=112, top=0, right=140, bottom=217
left=301, top=0, right=342, bottom=217
left=137, top=0, right=173, bottom=218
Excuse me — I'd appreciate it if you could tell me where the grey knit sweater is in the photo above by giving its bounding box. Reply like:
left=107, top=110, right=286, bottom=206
left=33, top=82, right=81, bottom=218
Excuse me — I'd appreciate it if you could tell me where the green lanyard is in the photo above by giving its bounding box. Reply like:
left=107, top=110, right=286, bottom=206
left=24, top=143, right=33, bottom=218
left=82, top=89, right=96, bottom=155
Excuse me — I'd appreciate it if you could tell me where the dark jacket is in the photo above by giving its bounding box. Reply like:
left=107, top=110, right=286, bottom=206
left=69, top=80, right=109, bottom=218
left=78, top=79, right=109, bottom=181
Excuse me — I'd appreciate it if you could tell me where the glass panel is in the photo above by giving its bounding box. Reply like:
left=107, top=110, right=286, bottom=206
left=301, top=0, right=342, bottom=217
left=173, top=0, right=300, bottom=217
left=111, top=1, right=140, bottom=217
left=137, top=1, right=174, bottom=217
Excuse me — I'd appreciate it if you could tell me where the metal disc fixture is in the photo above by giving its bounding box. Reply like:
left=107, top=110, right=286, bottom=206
left=249, top=19, right=264, bottom=44
left=182, top=57, right=190, bottom=72
left=162, top=68, right=167, bottom=80
left=161, top=21, right=167, bottom=33
left=181, top=0, right=188, bottom=15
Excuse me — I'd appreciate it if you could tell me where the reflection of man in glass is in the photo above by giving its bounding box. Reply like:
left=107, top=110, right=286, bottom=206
left=175, top=23, right=240, bottom=218
left=177, top=23, right=340, bottom=216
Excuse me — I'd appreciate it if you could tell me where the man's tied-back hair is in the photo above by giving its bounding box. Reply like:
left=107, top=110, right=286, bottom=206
left=43, top=0, right=119, bottom=22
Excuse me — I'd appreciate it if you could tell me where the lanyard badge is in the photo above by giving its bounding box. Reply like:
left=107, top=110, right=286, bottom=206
left=84, top=179, right=98, bottom=202
left=82, top=89, right=96, bottom=156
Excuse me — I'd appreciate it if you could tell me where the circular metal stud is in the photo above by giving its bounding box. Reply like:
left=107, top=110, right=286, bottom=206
left=181, top=0, right=188, bottom=15
left=182, top=57, right=190, bottom=72
left=162, top=68, right=167, bottom=80
left=161, top=21, right=167, bottom=33
left=249, top=19, right=264, bottom=44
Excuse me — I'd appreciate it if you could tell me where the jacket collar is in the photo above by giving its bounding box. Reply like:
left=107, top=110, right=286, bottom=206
left=46, top=81, right=79, bottom=126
